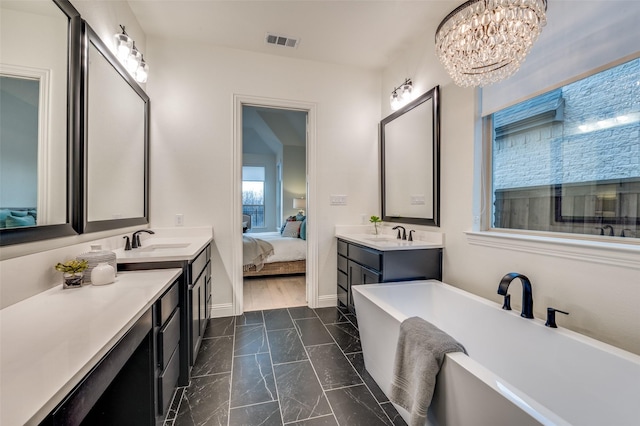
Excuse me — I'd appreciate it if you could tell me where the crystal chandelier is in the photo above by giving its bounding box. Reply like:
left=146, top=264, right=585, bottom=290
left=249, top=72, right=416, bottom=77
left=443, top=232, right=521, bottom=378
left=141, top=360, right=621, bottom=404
left=435, top=0, right=547, bottom=87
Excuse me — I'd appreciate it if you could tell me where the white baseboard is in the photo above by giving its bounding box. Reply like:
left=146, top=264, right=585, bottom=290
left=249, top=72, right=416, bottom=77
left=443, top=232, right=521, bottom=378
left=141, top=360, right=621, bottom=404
left=316, top=294, right=337, bottom=308
left=210, top=303, right=234, bottom=318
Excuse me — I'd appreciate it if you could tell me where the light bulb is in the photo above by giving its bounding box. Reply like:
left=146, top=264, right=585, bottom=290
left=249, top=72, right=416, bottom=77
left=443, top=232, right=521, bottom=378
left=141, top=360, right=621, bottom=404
left=135, top=60, right=149, bottom=83
left=126, top=48, right=142, bottom=73
left=390, top=91, right=401, bottom=110
left=400, top=82, right=412, bottom=102
left=113, top=32, right=133, bottom=62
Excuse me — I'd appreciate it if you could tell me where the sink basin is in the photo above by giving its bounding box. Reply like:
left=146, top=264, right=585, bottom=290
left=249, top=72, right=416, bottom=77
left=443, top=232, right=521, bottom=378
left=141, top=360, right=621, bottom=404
left=363, top=237, right=398, bottom=243
left=138, top=243, right=191, bottom=252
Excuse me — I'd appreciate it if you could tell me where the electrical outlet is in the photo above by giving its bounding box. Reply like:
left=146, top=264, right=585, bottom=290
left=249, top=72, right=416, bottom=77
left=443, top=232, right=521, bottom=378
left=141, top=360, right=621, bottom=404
left=175, top=214, right=184, bottom=226
left=473, top=215, right=480, bottom=224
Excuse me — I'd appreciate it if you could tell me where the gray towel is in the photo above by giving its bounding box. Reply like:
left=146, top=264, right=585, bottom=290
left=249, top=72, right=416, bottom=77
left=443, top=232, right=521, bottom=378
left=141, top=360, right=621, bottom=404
left=390, top=317, right=467, bottom=426
left=242, top=236, right=274, bottom=272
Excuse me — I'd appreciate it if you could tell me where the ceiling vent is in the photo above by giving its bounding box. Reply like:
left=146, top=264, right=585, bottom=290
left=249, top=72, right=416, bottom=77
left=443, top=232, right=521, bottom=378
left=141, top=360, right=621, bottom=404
left=265, top=33, right=299, bottom=49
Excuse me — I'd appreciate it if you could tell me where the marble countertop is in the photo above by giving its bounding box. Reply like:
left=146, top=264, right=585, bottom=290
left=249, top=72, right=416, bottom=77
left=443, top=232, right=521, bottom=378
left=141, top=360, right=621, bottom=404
left=0, top=268, right=182, bottom=426
left=115, top=236, right=212, bottom=263
left=335, top=225, right=443, bottom=251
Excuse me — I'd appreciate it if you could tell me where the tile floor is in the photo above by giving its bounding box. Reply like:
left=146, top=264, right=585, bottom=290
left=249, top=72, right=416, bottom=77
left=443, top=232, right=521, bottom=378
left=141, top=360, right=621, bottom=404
left=163, top=306, right=407, bottom=426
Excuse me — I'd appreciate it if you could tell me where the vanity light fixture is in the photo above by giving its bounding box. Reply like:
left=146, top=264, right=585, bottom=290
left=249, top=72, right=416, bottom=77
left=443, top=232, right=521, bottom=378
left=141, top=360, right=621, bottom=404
left=113, top=25, right=149, bottom=84
left=390, top=78, right=413, bottom=111
left=293, top=198, right=306, bottom=215
left=435, top=0, right=547, bottom=87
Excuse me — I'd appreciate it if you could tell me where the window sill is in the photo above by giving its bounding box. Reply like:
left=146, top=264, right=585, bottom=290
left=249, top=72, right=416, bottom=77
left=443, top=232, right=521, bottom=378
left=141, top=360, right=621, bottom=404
left=465, top=231, right=640, bottom=270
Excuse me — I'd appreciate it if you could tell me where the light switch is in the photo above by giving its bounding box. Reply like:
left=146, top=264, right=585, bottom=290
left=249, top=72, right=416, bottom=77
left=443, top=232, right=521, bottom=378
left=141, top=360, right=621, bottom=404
left=330, top=195, right=347, bottom=206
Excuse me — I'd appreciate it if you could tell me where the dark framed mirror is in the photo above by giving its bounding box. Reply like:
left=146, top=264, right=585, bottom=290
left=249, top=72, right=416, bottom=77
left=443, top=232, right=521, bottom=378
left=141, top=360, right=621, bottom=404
left=381, top=85, right=440, bottom=226
left=79, top=22, right=149, bottom=233
left=0, top=0, right=81, bottom=246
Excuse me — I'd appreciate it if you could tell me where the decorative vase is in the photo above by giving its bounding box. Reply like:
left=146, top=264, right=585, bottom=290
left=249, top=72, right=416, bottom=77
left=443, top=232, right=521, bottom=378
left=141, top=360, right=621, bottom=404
left=77, top=244, right=117, bottom=284
left=91, top=263, right=116, bottom=286
left=62, top=272, right=84, bottom=289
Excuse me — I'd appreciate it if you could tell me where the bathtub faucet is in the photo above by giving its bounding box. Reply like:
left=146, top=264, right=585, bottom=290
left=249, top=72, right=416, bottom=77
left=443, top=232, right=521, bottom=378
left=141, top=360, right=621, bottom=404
left=497, top=272, right=534, bottom=319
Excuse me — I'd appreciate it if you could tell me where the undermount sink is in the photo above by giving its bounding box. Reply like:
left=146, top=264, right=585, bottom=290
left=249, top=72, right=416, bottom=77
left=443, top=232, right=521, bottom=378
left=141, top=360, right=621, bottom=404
left=363, top=237, right=398, bottom=243
left=138, top=243, right=191, bottom=252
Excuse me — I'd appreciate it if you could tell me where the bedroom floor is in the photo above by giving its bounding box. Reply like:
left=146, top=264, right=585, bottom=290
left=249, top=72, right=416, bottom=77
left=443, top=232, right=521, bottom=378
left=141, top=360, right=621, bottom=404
left=244, top=275, right=306, bottom=311
left=164, top=306, right=406, bottom=426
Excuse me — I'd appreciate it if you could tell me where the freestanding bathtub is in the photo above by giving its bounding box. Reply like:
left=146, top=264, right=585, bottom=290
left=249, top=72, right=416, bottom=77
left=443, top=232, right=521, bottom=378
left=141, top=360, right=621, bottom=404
left=352, top=280, right=640, bottom=426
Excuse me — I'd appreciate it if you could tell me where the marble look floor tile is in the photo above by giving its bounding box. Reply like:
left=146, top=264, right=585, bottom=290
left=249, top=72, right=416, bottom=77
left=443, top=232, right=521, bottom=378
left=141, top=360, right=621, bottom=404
left=273, top=360, right=332, bottom=423
left=267, top=328, right=308, bottom=364
left=174, top=373, right=230, bottom=426
left=325, top=323, right=361, bottom=354
left=234, top=324, right=268, bottom=356
left=235, top=311, right=264, bottom=326
left=287, top=414, right=339, bottom=426
left=380, top=402, right=407, bottom=426
left=306, top=344, right=362, bottom=390
left=230, top=353, right=278, bottom=408
left=204, top=316, right=235, bottom=338
left=288, top=306, right=317, bottom=319
left=191, top=336, right=233, bottom=377
left=346, top=352, right=389, bottom=403
left=314, top=307, right=347, bottom=325
left=229, top=401, right=282, bottom=426
left=344, top=314, right=358, bottom=329
left=294, top=318, right=334, bottom=346
left=325, top=384, right=392, bottom=426
left=264, top=308, right=294, bottom=331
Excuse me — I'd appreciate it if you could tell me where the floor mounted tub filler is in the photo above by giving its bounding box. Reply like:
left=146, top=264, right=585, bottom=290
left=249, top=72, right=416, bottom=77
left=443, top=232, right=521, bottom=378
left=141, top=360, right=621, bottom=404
left=352, top=280, right=640, bottom=426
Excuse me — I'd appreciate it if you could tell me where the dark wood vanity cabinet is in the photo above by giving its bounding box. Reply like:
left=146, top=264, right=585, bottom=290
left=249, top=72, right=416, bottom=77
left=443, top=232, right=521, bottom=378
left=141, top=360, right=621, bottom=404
left=118, top=243, right=212, bottom=386
left=337, top=238, right=442, bottom=313
left=155, top=282, right=181, bottom=418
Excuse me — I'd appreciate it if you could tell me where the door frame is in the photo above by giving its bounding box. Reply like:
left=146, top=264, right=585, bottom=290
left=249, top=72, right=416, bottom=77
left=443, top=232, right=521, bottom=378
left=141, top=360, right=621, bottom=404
left=232, top=94, right=318, bottom=315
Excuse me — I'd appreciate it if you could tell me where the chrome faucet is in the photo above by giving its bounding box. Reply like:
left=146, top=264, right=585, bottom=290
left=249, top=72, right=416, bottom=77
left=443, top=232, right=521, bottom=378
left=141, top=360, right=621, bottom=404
left=497, top=272, right=534, bottom=319
left=392, top=226, right=407, bottom=240
left=131, top=229, right=155, bottom=249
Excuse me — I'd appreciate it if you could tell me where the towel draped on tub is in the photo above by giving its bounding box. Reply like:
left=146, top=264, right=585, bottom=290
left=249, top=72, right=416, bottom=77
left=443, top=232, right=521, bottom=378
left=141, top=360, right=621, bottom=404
left=390, top=316, right=467, bottom=426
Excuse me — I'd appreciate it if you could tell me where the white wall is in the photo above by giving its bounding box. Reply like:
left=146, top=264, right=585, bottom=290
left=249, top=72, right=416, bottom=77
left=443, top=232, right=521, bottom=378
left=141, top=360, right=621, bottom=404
left=282, top=145, right=306, bottom=219
left=146, top=37, right=380, bottom=312
left=381, top=10, right=640, bottom=355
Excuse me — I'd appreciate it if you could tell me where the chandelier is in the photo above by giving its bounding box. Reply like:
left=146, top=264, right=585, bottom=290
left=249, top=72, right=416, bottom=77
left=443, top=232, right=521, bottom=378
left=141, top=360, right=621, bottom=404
left=435, top=0, right=547, bottom=87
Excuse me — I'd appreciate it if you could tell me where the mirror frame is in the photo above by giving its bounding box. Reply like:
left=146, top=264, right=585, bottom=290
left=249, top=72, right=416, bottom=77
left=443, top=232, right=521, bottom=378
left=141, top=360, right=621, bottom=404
left=380, top=85, right=440, bottom=226
left=0, top=0, right=81, bottom=246
left=78, top=22, right=149, bottom=233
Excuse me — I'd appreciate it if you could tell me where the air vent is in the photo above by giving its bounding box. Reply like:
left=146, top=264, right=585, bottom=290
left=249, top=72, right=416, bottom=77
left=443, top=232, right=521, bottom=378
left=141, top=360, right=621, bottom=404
left=265, top=33, right=300, bottom=49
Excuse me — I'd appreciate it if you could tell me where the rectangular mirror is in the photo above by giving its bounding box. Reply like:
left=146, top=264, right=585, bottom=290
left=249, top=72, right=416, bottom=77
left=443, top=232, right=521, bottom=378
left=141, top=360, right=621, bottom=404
left=381, top=86, right=440, bottom=226
left=79, top=22, right=149, bottom=233
left=0, top=0, right=80, bottom=246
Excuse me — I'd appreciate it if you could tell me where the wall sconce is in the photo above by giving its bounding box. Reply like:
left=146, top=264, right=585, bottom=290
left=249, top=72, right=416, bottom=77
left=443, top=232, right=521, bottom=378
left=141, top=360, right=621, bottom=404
left=113, top=25, right=149, bottom=83
left=293, top=198, right=306, bottom=215
left=390, top=78, right=413, bottom=110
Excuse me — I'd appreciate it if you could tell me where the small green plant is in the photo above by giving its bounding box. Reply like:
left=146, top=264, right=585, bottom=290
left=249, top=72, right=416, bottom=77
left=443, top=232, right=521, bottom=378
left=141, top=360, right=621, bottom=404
left=55, top=259, right=89, bottom=274
left=369, top=215, right=382, bottom=235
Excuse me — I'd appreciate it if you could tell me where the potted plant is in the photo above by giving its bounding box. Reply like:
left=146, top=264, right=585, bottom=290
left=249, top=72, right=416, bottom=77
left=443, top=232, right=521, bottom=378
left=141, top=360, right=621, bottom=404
left=369, top=215, right=382, bottom=235
left=55, top=259, right=89, bottom=288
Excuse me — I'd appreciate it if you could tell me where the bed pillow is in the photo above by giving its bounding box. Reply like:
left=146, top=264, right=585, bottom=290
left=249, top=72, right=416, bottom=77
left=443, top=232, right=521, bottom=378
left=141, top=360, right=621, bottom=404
left=282, top=220, right=302, bottom=238
left=299, top=218, right=307, bottom=240
left=5, top=214, right=36, bottom=228
left=296, top=213, right=306, bottom=221
left=280, top=216, right=297, bottom=234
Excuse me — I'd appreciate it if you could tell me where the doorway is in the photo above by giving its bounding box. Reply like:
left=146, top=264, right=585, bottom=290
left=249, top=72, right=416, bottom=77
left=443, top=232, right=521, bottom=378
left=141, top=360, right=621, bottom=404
left=232, top=95, right=318, bottom=316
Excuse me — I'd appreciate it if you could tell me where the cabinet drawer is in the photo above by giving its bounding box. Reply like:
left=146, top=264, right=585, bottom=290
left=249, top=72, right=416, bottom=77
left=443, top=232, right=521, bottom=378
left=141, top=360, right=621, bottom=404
left=337, top=285, right=348, bottom=308
left=158, top=282, right=179, bottom=326
left=158, top=308, right=180, bottom=371
left=337, top=239, right=348, bottom=256
left=337, top=270, right=348, bottom=290
left=190, top=248, right=208, bottom=283
left=348, top=244, right=381, bottom=271
left=337, top=255, right=348, bottom=274
left=158, top=345, right=180, bottom=416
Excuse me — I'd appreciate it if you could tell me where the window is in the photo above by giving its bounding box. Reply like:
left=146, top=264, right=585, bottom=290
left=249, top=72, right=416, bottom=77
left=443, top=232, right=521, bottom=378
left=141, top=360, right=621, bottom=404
left=242, top=166, right=265, bottom=228
left=489, top=57, right=639, bottom=239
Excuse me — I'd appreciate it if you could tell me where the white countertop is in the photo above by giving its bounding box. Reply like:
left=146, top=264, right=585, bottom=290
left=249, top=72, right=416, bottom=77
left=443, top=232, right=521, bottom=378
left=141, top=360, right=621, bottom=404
left=0, top=268, right=182, bottom=426
left=335, top=225, right=443, bottom=251
left=115, top=236, right=212, bottom=263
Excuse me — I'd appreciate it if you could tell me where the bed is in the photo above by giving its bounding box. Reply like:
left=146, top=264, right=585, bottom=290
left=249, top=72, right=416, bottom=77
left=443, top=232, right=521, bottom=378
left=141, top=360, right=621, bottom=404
left=243, top=231, right=306, bottom=277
